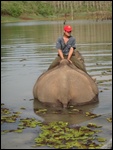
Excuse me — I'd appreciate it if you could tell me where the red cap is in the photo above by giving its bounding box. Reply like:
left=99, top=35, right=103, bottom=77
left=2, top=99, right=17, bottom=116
left=64, top=25, right=72, bottom=32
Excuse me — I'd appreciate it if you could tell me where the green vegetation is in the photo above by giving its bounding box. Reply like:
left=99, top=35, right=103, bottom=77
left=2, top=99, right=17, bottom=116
left=33, top=121, right=106, bottom=149
left=1, top=1, right=112, bottom=23
left=1, top=1, right=54, bottom=18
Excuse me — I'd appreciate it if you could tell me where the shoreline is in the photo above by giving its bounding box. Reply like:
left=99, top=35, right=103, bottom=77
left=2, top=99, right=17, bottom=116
left=1, top=12, right=112, bottom=23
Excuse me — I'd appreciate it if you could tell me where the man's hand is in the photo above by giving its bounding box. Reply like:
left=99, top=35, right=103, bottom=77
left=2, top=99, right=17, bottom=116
left=67, top=59, right=72, bottom=63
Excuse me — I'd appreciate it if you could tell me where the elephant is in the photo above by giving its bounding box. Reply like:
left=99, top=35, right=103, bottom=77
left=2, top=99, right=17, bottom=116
left=33, top=51, right=99, bottom=108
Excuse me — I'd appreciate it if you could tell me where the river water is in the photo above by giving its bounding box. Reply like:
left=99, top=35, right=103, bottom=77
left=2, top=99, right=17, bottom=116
left=1, top=20, right=112, bottom=148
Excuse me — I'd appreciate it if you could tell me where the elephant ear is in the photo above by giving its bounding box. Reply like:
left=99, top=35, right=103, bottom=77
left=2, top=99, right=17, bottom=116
left=75, top=50, right=85, bottom=63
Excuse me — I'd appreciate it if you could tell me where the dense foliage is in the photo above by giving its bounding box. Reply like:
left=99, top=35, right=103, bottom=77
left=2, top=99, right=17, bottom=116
left=1, top=1, right=112, bottom=18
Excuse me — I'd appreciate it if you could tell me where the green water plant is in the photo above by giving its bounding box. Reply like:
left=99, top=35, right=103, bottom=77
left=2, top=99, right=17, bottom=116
left=19, top=118, right=43, bottom=128
left=33, top=121, right=106, bottom=149
left=107, top=117, right=112, bottom=122
left=85, top=112, right=101, bottom=118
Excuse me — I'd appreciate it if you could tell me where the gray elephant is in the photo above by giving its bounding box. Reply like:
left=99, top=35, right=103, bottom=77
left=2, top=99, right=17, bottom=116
left=33, top=51, right=99, bottom=108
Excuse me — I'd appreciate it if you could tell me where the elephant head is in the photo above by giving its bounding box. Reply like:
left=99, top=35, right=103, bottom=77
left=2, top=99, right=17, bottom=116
left=33, top=58, right=99, bottom=108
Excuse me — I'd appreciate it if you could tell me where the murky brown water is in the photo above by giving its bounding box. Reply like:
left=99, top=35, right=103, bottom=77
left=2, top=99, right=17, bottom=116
left=1, top=20, right=112, bottom=149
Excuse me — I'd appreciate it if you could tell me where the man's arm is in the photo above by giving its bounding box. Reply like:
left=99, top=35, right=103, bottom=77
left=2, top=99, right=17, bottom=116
left=67, top=37, right=76, bottom=63
left=67, top=47, right=74, bottom=63
left=58, top=49, right=64, bottom=59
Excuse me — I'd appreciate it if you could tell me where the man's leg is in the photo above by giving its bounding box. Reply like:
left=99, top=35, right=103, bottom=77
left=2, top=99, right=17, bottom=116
left=70, top=56, right=87, bottom=73
left=48, top=56, right=61, bottom=70
left=71, top=56, right=96, bottom=82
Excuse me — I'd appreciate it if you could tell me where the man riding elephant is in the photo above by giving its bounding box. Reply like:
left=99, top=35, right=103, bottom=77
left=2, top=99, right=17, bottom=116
left=33, top=25, right=98, bottom=108
left=48, top=25, right=87, bottom=73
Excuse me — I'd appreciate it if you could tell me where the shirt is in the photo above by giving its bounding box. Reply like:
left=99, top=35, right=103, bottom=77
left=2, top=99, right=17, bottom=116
left=56, top=36, right=76, bottom=55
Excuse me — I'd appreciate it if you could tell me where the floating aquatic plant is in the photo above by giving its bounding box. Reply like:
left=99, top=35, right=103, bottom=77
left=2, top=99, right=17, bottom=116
left=107, top=117, right=112, bottom=122
left=87, top=123, right=102, bottom=128
left=34, top=105, right=101, bottom=120
left=1, top=107, right=11, bottom=115
left=33, top=121, right=106, bottom=149
left=1, top=114, right=21, bottom=124
left=35, top=108, right=47, bottom=114
left=19, top=118, right=43, bottom=128
left=20, top=107, right=26, bottom=110
left=85, top=112, right=101, bottom=118
left=1, top=104, right=22, bottom=124
left=1, top=104, right=43, bottom=133
left=97, top=137, right=106, bottom=142
left=1, top=127, right=24, bottom=134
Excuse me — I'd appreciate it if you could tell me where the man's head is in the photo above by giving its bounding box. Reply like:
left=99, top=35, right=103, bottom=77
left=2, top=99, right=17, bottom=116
left=64, top=25, right=72, bottom=37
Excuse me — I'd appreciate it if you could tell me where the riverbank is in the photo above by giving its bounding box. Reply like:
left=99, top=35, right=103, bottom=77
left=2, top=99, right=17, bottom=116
left=1, top=14, right=45, bottom=23
left=1, top=11, right=112, bottom=23
left=1, top=14, right=82, bottom=23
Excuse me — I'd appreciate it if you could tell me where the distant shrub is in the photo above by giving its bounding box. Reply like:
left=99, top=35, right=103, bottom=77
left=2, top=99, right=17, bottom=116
left=1, top=2, right=23, bottom=17
left=8, top=2, right=23, bottom=17
left=1, top=1, right=112, bottom=19
left=36, top=2, right=54, bottom=16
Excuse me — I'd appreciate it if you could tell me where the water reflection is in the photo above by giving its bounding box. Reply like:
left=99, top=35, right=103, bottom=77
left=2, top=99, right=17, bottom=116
left=1, top=20, right=112, bottom=47
left=33, top=98, right=99, bottom=124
